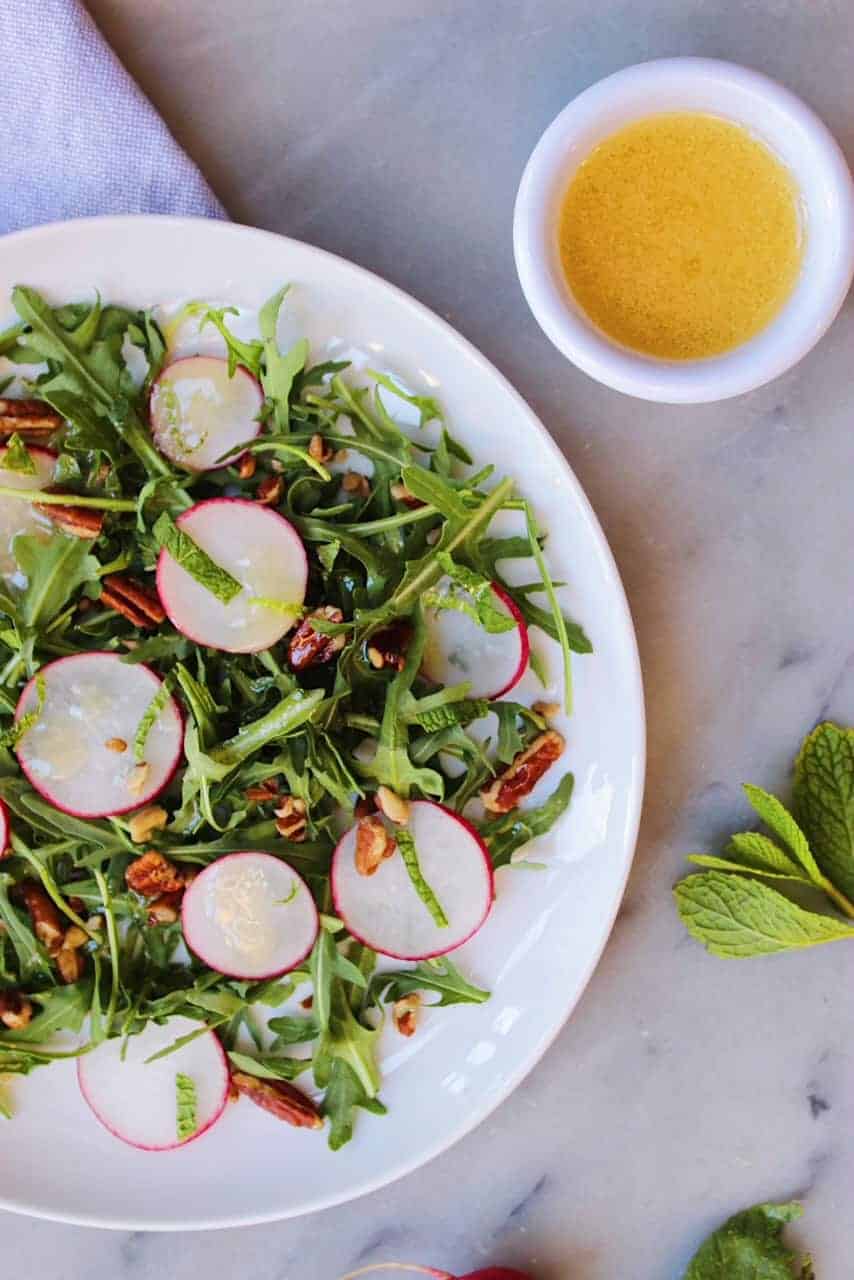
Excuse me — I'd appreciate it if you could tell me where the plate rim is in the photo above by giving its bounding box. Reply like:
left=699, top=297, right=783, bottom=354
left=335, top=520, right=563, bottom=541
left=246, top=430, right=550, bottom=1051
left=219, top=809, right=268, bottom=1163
left=0, top=214, right=646, bottom=1230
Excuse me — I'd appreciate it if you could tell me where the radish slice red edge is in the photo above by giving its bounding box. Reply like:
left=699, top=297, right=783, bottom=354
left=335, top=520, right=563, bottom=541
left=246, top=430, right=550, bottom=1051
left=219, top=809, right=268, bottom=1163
left=0, top=798, right=10, bottom=855
left=421, top=581, right=529, bottom=701
left=156, top=498, right=308, bottom=654
left=332, top=801, right=494, bottom=960
left=182, top=852, right=319, bottom=979
left=149, top=355, right=263, bottom=471
left=77, top=1017, right=229, bottom=1151
left=14, top=652, right=183, bottom=819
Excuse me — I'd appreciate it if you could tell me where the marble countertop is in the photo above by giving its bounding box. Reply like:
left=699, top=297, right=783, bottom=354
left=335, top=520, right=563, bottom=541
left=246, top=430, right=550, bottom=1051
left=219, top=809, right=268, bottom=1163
left=10, top=1, right=854, bottom=1275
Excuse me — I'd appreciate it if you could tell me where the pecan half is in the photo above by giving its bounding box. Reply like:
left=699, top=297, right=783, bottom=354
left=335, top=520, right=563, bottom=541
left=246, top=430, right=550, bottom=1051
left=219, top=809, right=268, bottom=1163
left=35, top=501, right=104, bottom=539
left=20, top=881, right=64, bottom=954
left=0, top=989, right=32, bottom=1030
left=126, top=850, right=184, bottom=897
left=375, top=786, right=410, bottom=825
left=100, top=574, right=165, bottom=629
left=127, top=805, right=168, bottom=844
left=245, top=778, right=281, bottom=804
left=480, top=729, right=565, bottom=814
left=236, top=453, right=256, bottom=480
left=341, top=471, right=370, bottom=498
left=56, top=944, right=85, bottom=985
left=274, top=796, right=307, bottom=841
left=365, top=620, right=412, bottom=672
left=287, top=606, right=346, bottom=671
left=393, top=993, right=420, bottom=1037
left=256, top=473, right=284, bottom=506
left=231, top=1072, right=324, bottom=1130
left=308, top=434, right=334, bottom=463
left=354, top=815, right=396, bottom=876
left=0, top=398, right=62, bottom=438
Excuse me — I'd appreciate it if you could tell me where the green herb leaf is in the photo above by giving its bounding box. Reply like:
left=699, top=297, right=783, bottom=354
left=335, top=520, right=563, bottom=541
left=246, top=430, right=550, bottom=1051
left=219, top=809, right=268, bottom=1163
left=794, top=721, right=854, bottom=900
left=175, top=1072, right=198, bottom=1142
left=153, top=512, right=242, bottom=604
left=227, top=1050, right=308, bottom=1082
left=2, top=672, right=45, bottom=749
left=687, top=832, right=811, bottom=883
left=370, top=956, right=489, bottom=1008
left=674, top=871, right=854, bottom=957
left=684, top=1201, right=808, bottom=1279
left=2, top=434, right=35, bottom=475
left=742, top=784, right=822, bottom=883
left=320, top=1057, right=387, bottom=1152
left=395, top=827, right=448, bottom=927
left=134, top=674, right=175, bottom=762
left=480, top=771, right=575, bottom=868
left=15, top=532, right=100, bottom=630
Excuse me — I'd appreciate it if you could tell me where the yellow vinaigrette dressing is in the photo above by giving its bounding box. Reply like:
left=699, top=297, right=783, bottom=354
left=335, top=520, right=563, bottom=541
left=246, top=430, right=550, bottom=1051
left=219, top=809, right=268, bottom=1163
left=558, top=113, right=803, bottom=360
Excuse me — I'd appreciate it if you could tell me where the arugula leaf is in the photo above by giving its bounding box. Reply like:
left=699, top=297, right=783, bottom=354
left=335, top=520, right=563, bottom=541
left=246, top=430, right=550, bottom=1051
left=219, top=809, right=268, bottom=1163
left=153, top=512, right=242, bottom=604
left=370, top=956, right=489, bottom=1007
left=189, top=304, right=263, bottom=378
left=227, top=1050, right=308, bottom=1082
left=321, top=1057, right=387, bottom=1152
left=0, top=982, right=92, bottom=1044
left=431, top=551, right=515, bottom=633
left=2, top=434, right=35, bottom=475
left=395, top=827, right=448, bottom=927
left=480, top=772, right=575, bottom=868
left=674, top=871, right=854, bottom=957
left=14, top=532, right=100, bottom=630
left=684, top=1201, right=810, bottom=1279
left=0, top=873, right=49, bottom=978
left=267, top=1014, right=317, bottom=1047
left=258, top=286, right=309, bottom=433
left=175, top=1072, right=198, bottom=1141
left=794, top=722, right=854, bottom=900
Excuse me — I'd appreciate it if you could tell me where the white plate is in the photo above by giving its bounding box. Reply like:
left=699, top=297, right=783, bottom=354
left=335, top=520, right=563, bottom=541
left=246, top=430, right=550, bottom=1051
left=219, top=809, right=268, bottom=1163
left=0, top=216, right=644, bottom=1230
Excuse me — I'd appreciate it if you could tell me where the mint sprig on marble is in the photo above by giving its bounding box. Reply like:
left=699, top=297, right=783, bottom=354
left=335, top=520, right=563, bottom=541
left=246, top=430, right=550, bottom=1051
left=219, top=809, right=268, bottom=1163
left=675, top=722, right=854, bottom=957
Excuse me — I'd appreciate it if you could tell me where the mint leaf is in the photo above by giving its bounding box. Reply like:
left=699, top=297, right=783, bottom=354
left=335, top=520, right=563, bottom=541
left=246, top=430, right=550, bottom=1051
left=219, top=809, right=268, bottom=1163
left=2, top=672, right=45, bottom=749
left=411, top=697, right=489, bottom=733
left=674, top=871, right=854, bottom=957
left=688, top=832, right=810, bottom=883
left=175, top=1072, right=198, bottom=1142
left=743, top=784, right=822, bottom=883
left=684, top=1201, right=808, bottom=1279
left=370, top=956, right=490, bottom=1008
left=3, top=434, right=35, bottom=475
left=153, top=511, right=242, bottom=604
left=794, top=722, right=854, bottom=900
left=395, top=827, right=449, bottom=928
left=133, top=675, right=174, bottom=762
left=432, top=551, right=516, bottom=634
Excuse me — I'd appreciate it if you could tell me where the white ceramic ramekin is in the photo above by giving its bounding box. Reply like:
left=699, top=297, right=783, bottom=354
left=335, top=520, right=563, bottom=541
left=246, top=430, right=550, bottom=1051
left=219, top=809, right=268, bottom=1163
left=513, top=58, right=854, bottom=403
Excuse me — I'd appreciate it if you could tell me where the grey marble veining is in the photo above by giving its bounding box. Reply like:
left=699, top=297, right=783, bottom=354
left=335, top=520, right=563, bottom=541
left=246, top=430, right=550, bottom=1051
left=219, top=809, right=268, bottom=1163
left=7, top=0, right=854, bottom=1275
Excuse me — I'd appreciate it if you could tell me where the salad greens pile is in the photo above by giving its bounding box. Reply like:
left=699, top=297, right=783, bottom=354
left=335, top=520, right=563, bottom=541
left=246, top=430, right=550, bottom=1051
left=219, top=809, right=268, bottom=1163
left=0, top=285, right=588, bottom=1147
left=675, top=722, right=854, bottom=958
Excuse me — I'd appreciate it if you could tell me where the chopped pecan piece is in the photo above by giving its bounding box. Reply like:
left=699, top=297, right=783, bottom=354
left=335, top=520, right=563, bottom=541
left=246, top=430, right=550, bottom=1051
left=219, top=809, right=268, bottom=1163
left=390, top=480, right=425, bottom=509
left=393, top=993, right=420, bottom=1037
left=480, top=729, right=565, bottom=814
left=274, top=796, right=307, bottom=841
left=365, top=619, right=412, bottom=673
left=0, top=398, right=62, bottom=438
left=20, top=881, right=64, bottom=954
left=308, top=434, right=334, bottom=463
left=35, top=501, right=104, bottom=539
left=245, top=778, right=281, bottom=804
left=127, top=805, right=168, bottom=844
left=147, top=892, right=182, bottom=926
left=62, top=926, right=89, bottom=950
left=125, top=850, right=184, bottom=896
left=354, top=815, right=396, bottom=877
left=256, top=473, right=284, bottom=506
left=342, top=471, right=370, bottom=498
left=56, top=944, right=85, bottom=985
left=231, top=1072, right=324, bottom=1130
left=532, top=701, right=561, bottom=720
left=100, top=574, right=165, bottom=629
left=375, top=786, right=410, bottom=826
left=0, top=989, right=32, bottom=1030
left=236, top=453, right=256, bottom=480
left=287, top=606, right=346, bottom=671
left=105, top=737, right=128, bottom=753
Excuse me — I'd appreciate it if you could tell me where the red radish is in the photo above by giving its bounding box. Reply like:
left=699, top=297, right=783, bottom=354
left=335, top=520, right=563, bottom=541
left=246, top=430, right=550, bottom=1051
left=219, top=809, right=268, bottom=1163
left=182, top=852, right=318, bottom=979
left=0, top=797, right=9, bottom=856
left=156, top=498, right=308, bottom=654
left=422, top=582, right=529, bottom=701
left=15, top=653, right=182, bottom=819
left=332, top=801, right=493, bottom=960
left=78, top=1016, right=229, bottom=1151
left=0, top=445, right=56, bottom=583
left=339, top=1268, right=532, bottom=1279
left=149, top=355, right=263, bottom=471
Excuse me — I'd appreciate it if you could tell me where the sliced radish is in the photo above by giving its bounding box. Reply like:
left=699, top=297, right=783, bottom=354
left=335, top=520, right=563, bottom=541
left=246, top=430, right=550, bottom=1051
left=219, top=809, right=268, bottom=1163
left=156, top=498, right=307, bottom=653
left=15, top=652, right=182, bottom=819
left=0, top=798, right=9, bottom=856
left=149, top=356, right=263, bottom=471
left=422, top=582, right=529, bottom=700
left=77, top=1016, right=229, bottom=1151
left=332, top=801, right=493, bottom=960
left=182, top=852, right=318, bottom=979
left=0, top=446, right=56, bottom=585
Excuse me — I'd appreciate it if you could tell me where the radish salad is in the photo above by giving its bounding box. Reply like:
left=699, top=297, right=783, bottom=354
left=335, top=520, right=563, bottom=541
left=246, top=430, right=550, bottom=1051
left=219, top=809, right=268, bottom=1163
left=0, top=286, right=589, bottom=1151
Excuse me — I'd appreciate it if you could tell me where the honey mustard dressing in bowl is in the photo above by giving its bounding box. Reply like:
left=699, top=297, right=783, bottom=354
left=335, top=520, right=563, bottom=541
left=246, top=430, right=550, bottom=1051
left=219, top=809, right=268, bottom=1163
left=514, top=59, right=854, bottom=403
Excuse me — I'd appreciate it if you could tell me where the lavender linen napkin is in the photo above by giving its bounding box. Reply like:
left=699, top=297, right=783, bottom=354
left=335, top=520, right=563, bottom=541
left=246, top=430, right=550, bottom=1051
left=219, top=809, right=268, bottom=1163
left=0, top=0, right=226, bottom=234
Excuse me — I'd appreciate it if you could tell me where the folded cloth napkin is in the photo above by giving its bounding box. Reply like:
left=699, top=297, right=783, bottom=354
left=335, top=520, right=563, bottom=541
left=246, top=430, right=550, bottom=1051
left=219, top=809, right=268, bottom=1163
left=0, top=0, right=226, bottom=235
